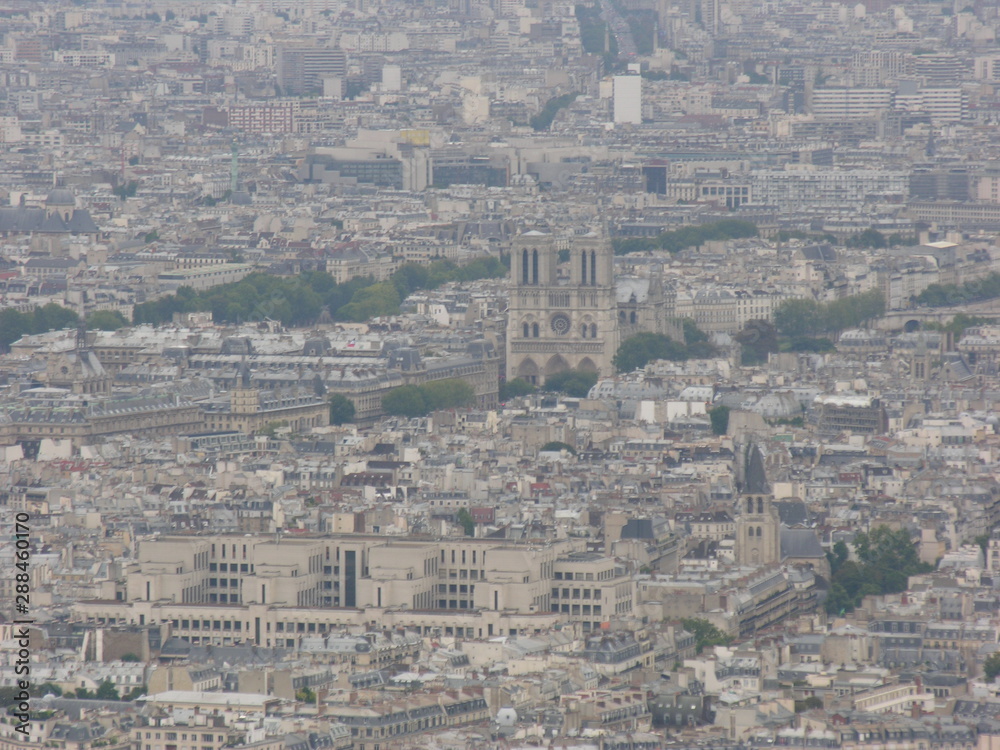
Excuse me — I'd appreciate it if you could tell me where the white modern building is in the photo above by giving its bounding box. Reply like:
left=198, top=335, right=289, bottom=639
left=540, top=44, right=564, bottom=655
left=613, top=75, right=642, bottom=125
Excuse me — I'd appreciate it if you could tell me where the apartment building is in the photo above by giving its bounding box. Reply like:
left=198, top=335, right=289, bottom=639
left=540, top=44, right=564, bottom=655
left=276, top=46, right=346, bottom=95
left=324, top=688, right=488, bottom=750
left=810, top=88, right=893, bottom=118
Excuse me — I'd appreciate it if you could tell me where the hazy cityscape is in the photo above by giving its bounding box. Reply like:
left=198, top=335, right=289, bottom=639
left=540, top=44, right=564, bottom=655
left=3, top=0, right=1000, bottom=748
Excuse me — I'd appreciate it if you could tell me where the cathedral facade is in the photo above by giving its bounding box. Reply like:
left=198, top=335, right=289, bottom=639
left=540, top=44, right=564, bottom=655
left=505, top=230, right=679, bottom=384
left=506, top=231, right=619, bottom=384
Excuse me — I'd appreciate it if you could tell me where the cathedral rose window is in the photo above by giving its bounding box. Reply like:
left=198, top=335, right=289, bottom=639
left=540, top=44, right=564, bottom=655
left=550, top=314, right=571, bottom=335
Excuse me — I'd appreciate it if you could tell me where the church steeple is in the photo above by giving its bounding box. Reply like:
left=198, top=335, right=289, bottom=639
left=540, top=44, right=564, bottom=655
left=734, top=444, right=780, bottom=566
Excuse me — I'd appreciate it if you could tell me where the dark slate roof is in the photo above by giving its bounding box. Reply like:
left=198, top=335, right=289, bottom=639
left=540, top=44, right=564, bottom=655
left=781, top=527, right=825, bottom=559
left=0, top=207, right=98, bottom=234
left=775, top=500, right=809, bottom=526
left=744, top=444, right=770, bottom=495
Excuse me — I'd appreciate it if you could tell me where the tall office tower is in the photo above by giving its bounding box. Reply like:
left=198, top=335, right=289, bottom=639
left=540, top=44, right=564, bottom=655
left=277, top=46, right=347, bottom=95
left=613, top=74, right=642, bottom=124
left=506, top=231, right=619, bottom=385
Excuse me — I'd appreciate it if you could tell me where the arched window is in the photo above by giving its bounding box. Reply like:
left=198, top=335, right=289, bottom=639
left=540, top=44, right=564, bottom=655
left=748, top=527, right=755, bottom=537
left=619, top=310, right=626, bottom=322
left=523, top=323, right=529, bottom=338
left=522, top=249, right=529, bottom=285
left=590, top=323, right=597, bottom=338
left=630, top=311, right=637, bottom=324
left=757, top=526, right=763, bottom=537
left=531, top=249, right=539, bottom=284
left=581, top=251, right=588, bottom=286
left=581, top=324, right=588, bottom=338
left=757, top=497, right=764, bottom=514
left=590, top=250, right=597, bottom=285
left=532, top=323, right=539, bottom=338
left=747, top=497, right=753, bottom=514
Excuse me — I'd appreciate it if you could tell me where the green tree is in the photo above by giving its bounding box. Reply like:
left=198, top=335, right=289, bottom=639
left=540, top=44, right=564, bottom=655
left=35, top=683, right=62, bottom=697
left=500, top=378, right=535, bottom=401
left=773, top=291, right=884, bottom=338
left=530, top=92, right=580, bottom=131
left=113, top=181, right=138, bottom=199
left=0, top=303, right=81, bottom=351
left=120, top=653, right=141, bottom=662
left=682, top=319, right=709, bottom=344
left=456, top=508, right=476, bottom=537
left=95, top=681, right=120, bottom=701
left=774, top=298, right=821, bottom=338
left=328, top=394, right=356, bottom=425
left=144, top=230, right=159, bottom=243
left=543, top=369, right=598, bottom=397
left=975, top=534, right=990, bottom=557
left=825, top=526, right=933, bottom=614
left=680, top=618, right=732, bottom=654
left=826, top=540, right=849, bottom=575
left=0, top=308, right=31, bottom=351
left=382, top=386, right=427, bottom=417
left=74, top=687, right=94, bottom=699
left=846, top=228, right=887, bottom=249
left=87, top=310, right=129, bottom=331
left=296, top=687, right=317, bottom=703
left=614, top=332, right=689, bottom=372
left=708, top=405, right=730, bottom=435
left=984, top=653, right=1000, bottom=682
left=795, top=696, right=824, bottom=712
left=541, top=441, right=576, bottom=454
left=612, top=219, right=759, bottom=256
left=736, top=319, right=778, bottom=365
left=420, top=378, right=475, bottom=411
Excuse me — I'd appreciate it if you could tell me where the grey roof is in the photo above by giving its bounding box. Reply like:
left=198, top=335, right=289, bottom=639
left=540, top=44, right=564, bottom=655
left=0, top=207, right=98, bottom=234
left=46, top=188, right=77, bottom=206
left=781, top=527, right=825, bottom=559
left=775, top=500, right=809, bottom=526
left=744, top=444, right=770, bottom=495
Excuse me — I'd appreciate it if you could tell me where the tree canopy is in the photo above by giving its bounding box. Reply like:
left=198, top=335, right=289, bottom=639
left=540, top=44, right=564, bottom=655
left=709, top=406, right=730, bottom=435
left=456, top=508, right=476, bottom=537
left=328, top=394, right=356, bottom=425
left=613, top=326, right=717, bottom=373
left=681, top=618, right=732, bottom=654
left=915, top=272, right=1000, bottom=308
left=382, top=379, right=475, bottom=418
left=542, top=369, right=598, bottom=397
left=736, top=319, right=778, bottom=365
left=87, top=310, right=130, bottom=331
left=0, top=303, right=80, bottom=352
left=825, top=526, right=933, bottom=614
left=530, top=92, right=579, bottom=131
left=382, top=386, right=427, bottom=418
left=984, top=653, right=1000, bottom=682
left=499, top=378, right=536, bottom=401
left=132, top=257, right=507, bottom=327
left=773, top=290, right=885, bottom=338
left=612, top=220, right=758, bottom=256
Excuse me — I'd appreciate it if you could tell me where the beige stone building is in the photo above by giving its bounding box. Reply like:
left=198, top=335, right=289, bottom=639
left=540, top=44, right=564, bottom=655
left=506, top=231, right=619, bottom=384
left=551, top=552, right=635, bottom=633
left=77, top=533, right=601, bottom=646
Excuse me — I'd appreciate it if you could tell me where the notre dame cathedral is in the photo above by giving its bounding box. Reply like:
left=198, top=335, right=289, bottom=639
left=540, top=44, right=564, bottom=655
left=506, top=229, right=679, bottom=384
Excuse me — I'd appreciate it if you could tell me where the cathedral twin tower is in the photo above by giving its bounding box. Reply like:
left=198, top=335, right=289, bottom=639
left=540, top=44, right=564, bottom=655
left=506, top=230, right=620, bottom=386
